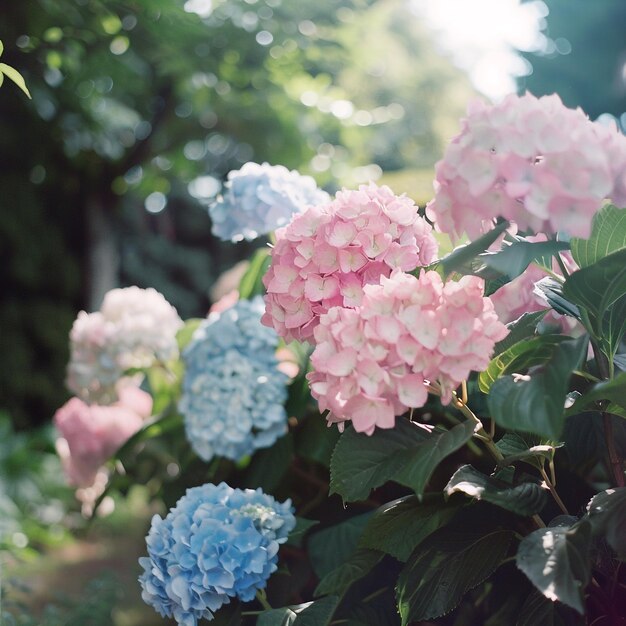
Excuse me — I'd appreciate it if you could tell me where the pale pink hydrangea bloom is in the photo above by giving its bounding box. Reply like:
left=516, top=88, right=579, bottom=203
left=307, top=270, right=508, bottom=435
left=67, top=287, right=183, bottom=403
left=489, top=234, right=580, bottom=333
left=54, top=385, right=153, bottom=488
left=427, top=93, right=626, bottom=240
left=262, top=183, right=438, bottom=343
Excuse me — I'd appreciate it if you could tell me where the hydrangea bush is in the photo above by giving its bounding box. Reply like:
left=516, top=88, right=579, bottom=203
left=53, top=93, right=626, bottom=625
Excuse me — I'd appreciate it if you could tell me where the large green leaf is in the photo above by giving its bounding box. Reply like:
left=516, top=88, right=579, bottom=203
left=396, top=527, right=514, bottom=623
left=493, top=310, right=547, bottom=355
left=359, top=495, right=458, bottom=562
left=562, top=248, right=626, bottom=355
left=568, top=371, right=626, bottom=414
left=571, top=204, right=626, bottom=268
left=438, top=220, right=510, bottom=277
left=308, top=513, right=372, bottom=578
left=315, top=548, right=383, bottom=597
left=487, top=335, right=588, bottom=439
left=479, top=335, right=569, bottom=393
left=534, top=278, right=581, bottom=319
left=242, top=432, right=293, bottom=493
left=330, top=418, right=475, bottom=502
left=516, top=589, right=583, bottom=626
left=586, top=487, right=626, bottom=559
left=295, top=414, right=340, bottom=468
left=258, top=597, right=339, bottom=626
left=287, top=517, right=320, bottom=548
left=238, top=247, right=271, bottom=299
left=445, top=464, right=548, bottom=515
left=481, top=237, right=570, bottom=279
left=516, top=521, right=591, bottom=614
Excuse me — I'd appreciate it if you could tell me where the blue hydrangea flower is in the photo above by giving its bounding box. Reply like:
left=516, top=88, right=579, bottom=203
left=209, top=162, right=330, bottom=242
left=179, top=297, right=289, bottom=462
left=139, top=482, right=296, bottom=626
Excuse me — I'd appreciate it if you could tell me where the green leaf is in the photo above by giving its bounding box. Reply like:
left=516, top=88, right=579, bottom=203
left=146, top=365, right=180, bottom=414
left=534, top=278, right=581, bottom=319
left=562, top=248, right=626, bottom=355
left=308, top=513, right=372, bottom=578
left=479, top=335, right=569, bottom=393
left=568, top=371, right=626, bottom=414
left=487, top=335, right=588, bottom=439
left=586, top=487, right=626, bottom=559
left=438, top=220, right=510, bottom=277
left=496, top=433, right=559, bottom=470
left=315, top=548, right=382, bottom=597
left=330, top=418, right=475, bottom=502
left=481, top=237, right=570, bottom=279
left=242, top=432, right=293, bottom=493
left=396, top=527, right=514, bottom=623
left=287, top=517, right=319, bottom=548
left=238, top=247, right=271, bottom=299
left=295, top=413, right=339, bottom=468
left=258, top=597, right=339, bottom=626
left=494, top=310, right=547, bottom=355
left=0, top=62, right=31, bottom=98
left=571, top=204, right=626, bottom=268
left=176, top=318, right=204, bottom=351
left=517, top=589, right=582, bottom=626
left=445, top=464, right=548, bottom=515
left=359, top=495, right=458, bottom=562
left=0, top=40, right=4, bottom=56
left=516, top=521, right=591, bottom=614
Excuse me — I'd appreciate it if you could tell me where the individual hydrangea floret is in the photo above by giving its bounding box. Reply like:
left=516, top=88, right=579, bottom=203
left=67, top=287, right=183, bottom=403
left=426, top=92, right=626, bottom=240
left=262, top=183, right=439, bottom=343
left=307, top=270, right=508, bottom=435
left=54, top=384, right=152, bottom=487
left=489, top=234, right=579, bottom=333
left=209, top=162, right=330, bottom=242
left=179, top=297, right=289, bottom=462
left=139, top=482, right=296, bottom=626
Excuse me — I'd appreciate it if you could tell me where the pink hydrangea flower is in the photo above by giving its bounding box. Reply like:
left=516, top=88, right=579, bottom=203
left=262, top=183, right=438, bottom=343
left=54, top=385, right=153, bottom=487
left=307, top=270, right=508, bottom=435
left=426, top=93, right=626, bottom=240
left=489, top=234, right=580, bottom=333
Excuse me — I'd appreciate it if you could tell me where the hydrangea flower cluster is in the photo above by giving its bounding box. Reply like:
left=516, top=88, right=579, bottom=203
left=54, top=384, right=153, bottom=487
left=179, top=297, right=289, bottom=462
left=262, top=183, right=438, bottom=343
left=307, top=270, right=508, bottom=435
left=426, top=93, right=626, bottom=240
left=209, top=162, right=330, bottom=242
left=139, top=482, right=296, bottom=625
left=67, top=287, right=183, bottom=404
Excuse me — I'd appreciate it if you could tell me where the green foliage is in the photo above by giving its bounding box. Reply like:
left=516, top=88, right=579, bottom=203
left=238, top=247, right=272, bottom=300
left=359, top=495, right=458, bottom=562
left=396, top=525, right=514, bottom=623
left=570, top=205, right=626, bottom=268
left=330, top=418, right=474, bottom=502
left=487, top=335, right=588, bottom=439
left=562, top=248, right=626, bottom=359
left=481, top=237, right=570, bottom=280
left=445, top=465, right=548, bottom=516
left=493, top=310, right=547, bottom=355
left=586, top=487, right=626, bottom=559
left=258, top=597, right=339, bottom=626
left=516, top=521, right=591, bottom=614
left=315, top=548, right=382, bottom=597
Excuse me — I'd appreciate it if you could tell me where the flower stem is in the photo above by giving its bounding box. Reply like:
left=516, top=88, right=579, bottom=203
left=451, top=391, right=504, bottom=463
left=539, top=466, right=569, bottom=515
left=603, top=411, right=625, bottom=488
left=256, top=589, right=273, bottom=611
